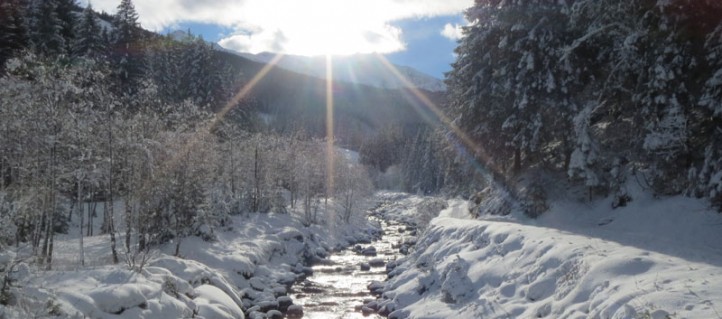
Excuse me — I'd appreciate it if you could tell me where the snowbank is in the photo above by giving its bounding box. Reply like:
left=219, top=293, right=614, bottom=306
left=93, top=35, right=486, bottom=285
left=378, top=192, right=722, bottom=318
left=3, top=203, right=380, bottom=318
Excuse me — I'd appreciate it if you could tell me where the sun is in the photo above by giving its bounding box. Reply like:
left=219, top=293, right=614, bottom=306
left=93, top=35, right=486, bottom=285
left=221, top=0, right=405, bottom=56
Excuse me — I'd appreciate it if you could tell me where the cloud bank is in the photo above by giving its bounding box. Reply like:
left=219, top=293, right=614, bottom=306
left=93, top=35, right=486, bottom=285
left=82, top=0, right=472, bottom=55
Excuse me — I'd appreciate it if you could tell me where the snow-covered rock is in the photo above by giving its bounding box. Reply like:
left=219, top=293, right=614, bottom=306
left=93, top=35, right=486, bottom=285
left=193, top=284, right=245, bottom=319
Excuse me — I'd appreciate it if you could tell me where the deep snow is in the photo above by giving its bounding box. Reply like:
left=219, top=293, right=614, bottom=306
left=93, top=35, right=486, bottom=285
left=3, top=189, right=722, bottom=318
left=373, top=191, right=722, bottom=319
left=0, top=201, right=381, bottom=319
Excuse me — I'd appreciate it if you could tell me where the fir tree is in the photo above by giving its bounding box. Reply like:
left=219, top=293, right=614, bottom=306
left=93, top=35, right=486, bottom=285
left=111, top=0, right=144, bottom=91
left=55, top=0, right=78, bottom=54
left=74, top=4, right=104, bottom=58
left=0, top=0, right=27, bottom=70
left=28, top=0, right=65, bottom=56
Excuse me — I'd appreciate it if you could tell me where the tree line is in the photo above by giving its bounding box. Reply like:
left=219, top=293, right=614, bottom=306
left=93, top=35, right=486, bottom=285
left=438, top=0, right=722, bottom=215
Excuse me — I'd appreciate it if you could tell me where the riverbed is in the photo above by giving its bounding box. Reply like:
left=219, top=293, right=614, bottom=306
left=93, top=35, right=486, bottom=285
left=290, top=218, right=408, bottom=318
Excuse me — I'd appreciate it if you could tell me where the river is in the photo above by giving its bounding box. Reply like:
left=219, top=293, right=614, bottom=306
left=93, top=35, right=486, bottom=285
left=290, top=218, right=408, bottom=319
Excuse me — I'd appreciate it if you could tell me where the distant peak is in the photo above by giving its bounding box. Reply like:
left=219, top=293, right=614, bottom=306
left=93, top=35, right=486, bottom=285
left=235, top=52, right=446, bottom=92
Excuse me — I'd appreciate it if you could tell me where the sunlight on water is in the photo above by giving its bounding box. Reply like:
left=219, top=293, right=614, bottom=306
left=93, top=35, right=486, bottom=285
left=292, top=219, right=406, bottom=319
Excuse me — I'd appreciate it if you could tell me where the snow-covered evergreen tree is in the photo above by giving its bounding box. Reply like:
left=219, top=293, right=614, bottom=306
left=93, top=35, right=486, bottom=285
left=28, top=0, right=65, bottom=56
left=0, top=0, right=27, bottom=70
left=111, top=0, right=144, bottom=91
left=445, top=0, right=722, bottom=211
left=55, top=0, right=77, bottom=54
left=74, top=4, right=104, bottom=58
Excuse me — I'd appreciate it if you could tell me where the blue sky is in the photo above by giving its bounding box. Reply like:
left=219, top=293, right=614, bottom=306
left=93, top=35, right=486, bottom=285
left=163, top=15, right=464, bottom=79
left=85, top=0, right=471, bottom=79
left=385, top=16, right=466, bottom=78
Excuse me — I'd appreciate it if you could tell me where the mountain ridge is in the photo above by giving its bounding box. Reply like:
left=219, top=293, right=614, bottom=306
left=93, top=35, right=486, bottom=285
left=234, top=51, right=447, bottom=92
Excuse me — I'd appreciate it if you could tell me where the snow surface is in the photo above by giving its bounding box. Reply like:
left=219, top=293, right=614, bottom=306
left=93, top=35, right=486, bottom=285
left=1, top=200, right=380, bottom=318
left=377, top=189, right=722, bottom=318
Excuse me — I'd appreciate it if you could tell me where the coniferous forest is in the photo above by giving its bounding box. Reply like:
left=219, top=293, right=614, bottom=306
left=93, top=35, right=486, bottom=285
left=442, top=0, right=722, bottom=215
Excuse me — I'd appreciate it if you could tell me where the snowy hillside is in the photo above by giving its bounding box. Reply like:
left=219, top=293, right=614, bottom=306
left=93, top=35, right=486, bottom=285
left=237, top=52, right=447, bottom=92
left=371, top=191, right=722, bottom=318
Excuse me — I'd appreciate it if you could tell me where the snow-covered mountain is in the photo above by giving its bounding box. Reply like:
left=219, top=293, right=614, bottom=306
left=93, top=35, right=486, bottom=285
left=238, top=52, right=447, bottom=92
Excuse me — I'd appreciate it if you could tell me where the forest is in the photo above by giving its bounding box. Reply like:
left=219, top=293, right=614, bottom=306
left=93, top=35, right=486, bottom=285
left=442, top=0, right=722, bottom=216
left=2, top=0, right=722, bottom=270
left=0, top=0, right=374, bottom=270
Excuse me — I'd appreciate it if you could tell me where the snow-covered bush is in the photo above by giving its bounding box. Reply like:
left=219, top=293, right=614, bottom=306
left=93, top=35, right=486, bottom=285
left=335, top=154, right=374, bottom=224
left=415, top=198, right=447, bottom=230
left=520, top=180, right=549, bottom=218
left=470, top=185, right=513, bottom=217
left=440, top=256, right=472, bottom=303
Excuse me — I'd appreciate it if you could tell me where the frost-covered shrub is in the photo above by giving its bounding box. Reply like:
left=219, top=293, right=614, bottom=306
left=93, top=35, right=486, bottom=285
left=472, top=186, right=513, bottom=217
left=520, top=181, right=549, bottom=218
left=416, top=198, right=447, bottom=229
left=440, top=256, right=472, bottom=303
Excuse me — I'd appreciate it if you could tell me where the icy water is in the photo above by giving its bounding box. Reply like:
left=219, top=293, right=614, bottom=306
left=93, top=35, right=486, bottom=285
left=290, top=219, right=406, bottom=319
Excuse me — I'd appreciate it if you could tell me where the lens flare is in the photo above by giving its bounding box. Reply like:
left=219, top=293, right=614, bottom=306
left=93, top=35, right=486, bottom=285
left=136, top=53, right=286, bottom=210
left=212, top=53, right=286, bottom=130
left=371, top=53, right=500, bottom=184
left=325, top=54, right=336, bottom=200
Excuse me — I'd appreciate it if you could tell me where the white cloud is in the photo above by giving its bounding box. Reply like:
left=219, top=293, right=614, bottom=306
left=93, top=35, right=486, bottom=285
left=81, top=0, right=472, bottom=55
left=441, top=23, right=464, bottom=40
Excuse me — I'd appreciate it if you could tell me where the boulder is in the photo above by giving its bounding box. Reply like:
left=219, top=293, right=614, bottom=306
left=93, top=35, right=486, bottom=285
left=257, top=300, right=279, bottom=312
left=364, top=300, right=379, bottom=311
left=287, top=305, right=304, bottom=318
left=368, top=281, right=385, bottom=296
left=277, top=296, right=293, bottom=312
left=267, top=309, right=283, bottom=319
left=361, top=306, right=375, bottom=316
left=247, top=311, right=266, bottom=319
left=362, top=246, right=377, bottom=257
left=368, top=258, right=385, bottom=267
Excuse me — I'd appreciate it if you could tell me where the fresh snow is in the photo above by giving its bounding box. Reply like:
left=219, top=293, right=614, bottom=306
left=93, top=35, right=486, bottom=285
left=3, top=190, right=722, bottom=318
left=376, top=190, right=722, bottom=318
left=0, top=200, right=380, bottom=319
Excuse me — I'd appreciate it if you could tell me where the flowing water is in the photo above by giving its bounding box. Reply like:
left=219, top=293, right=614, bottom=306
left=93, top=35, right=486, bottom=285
left=290, top=219, right=407, bottom=319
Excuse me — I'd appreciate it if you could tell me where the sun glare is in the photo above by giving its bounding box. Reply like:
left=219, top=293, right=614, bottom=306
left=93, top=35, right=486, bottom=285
left=219, top=0, right=406, bottom=56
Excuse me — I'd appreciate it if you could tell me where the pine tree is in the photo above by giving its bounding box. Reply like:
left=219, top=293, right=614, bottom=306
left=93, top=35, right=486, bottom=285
left=111, top=0, right=144, bottom=91
left=55, top=0, right=78, bottom=54
left=74, top=4, right=104, bottom=58
left=0, top=0, right=27, bottom=70
left=28, top=0, right=65, bottom=56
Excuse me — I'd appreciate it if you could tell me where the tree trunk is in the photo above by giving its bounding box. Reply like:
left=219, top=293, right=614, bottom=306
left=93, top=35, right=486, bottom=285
left=137, top=202, right=146, bottom=252
left=124, top=155, right=133, bottom=253
left=230, top=144, right=236, bottom=196
left=125, top=198, right=132, bottom=253
left=174, top=236, right=182, bottom=257
left=78, top=176, right=85, bottom=267
left=107, top=103, right=119, bottom=264
left=46, top=141, right=58, bottom=270
left=88, top=201, right=96, bottom=237
left=253, top=145, right=260, bottom=212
